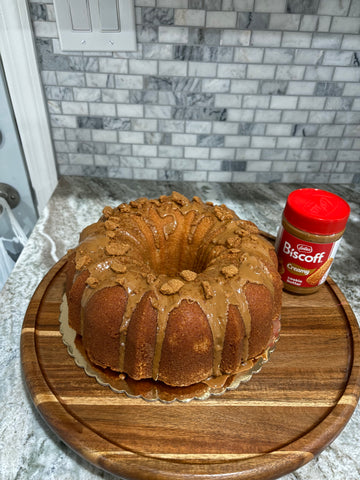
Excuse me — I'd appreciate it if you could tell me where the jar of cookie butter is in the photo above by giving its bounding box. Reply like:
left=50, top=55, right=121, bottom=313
left=275, top=188, right=350, bottom=294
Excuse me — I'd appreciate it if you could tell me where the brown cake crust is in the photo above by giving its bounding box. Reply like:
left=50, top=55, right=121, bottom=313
left=158, top=300, right=214, bottom=386
left=65, top=191, right=282, bottom=387
left=220, top=304, right=246, bottom=373
left=123, top=291, right=158, bottom=380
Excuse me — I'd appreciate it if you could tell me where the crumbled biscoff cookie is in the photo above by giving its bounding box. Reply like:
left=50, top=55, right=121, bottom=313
left=180, top=270, right=197, bottom=282
left=234, top=227, right=250, bottom=237
left=221, top=264, right=238, bottom=278
left=105, top=243, right=130, bottom=256
left=111, top=260, right=127, bottom=274
left=105, top=220, right=117, bottom=231
left=118, top=203, right=131, bottom=213
left=160, top=279, right=184, bottom=295
left=76, top=254, right=91, bottom=270
left=236, top=219, right=258, bottom=234
left=106, top=230, right=116, bottom=239
left=226, top=236, right=240, bottom=248
left=171, top=191, right=188, bottom=206
left=146, top=273, right=157, bottom=285
left=102, top=206, right=113, bottom=218
left=202, top=281, right=214, bottom=299
left=214, top=205, right=233, bottom=221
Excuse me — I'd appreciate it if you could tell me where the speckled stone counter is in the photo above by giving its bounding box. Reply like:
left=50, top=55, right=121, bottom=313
left=1, top=177, right=359, bottom=480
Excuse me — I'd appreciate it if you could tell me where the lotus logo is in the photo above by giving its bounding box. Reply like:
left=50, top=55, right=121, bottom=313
left=297, top=244, right=313, bottom=253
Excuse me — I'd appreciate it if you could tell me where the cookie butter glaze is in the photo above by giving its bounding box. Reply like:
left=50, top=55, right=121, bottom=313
left=67, top=191, right=282, bottom=386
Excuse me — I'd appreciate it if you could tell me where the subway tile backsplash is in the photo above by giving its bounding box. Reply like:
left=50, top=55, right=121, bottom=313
left=29, top=0, right=360, bottom=183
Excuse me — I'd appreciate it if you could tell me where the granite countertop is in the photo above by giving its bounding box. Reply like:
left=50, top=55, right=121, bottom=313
left=1, top=176, right=359, bottom=480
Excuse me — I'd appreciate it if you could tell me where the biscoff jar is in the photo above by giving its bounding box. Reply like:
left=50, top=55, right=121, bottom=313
left=275, top=188, right=350, bottom=294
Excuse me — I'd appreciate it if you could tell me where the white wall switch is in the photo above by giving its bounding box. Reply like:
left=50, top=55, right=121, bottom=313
left=53, top=0, right=137, bottom=51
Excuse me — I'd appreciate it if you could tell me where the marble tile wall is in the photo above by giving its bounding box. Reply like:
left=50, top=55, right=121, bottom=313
left=29, top=0, right=360, bottom=183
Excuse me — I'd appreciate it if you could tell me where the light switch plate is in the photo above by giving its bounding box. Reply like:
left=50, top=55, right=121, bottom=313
left=53, top=0, right=137, bottom=51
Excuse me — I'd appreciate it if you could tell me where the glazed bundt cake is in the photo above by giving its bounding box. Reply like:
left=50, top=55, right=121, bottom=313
left=65, top=191, right=282, bottom=387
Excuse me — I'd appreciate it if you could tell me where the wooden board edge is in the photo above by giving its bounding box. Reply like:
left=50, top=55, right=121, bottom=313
left=20, top=256, right=68, bottom=405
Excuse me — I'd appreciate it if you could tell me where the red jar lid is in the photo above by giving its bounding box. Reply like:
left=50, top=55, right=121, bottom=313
left=283, top=188, right=350, bottom=235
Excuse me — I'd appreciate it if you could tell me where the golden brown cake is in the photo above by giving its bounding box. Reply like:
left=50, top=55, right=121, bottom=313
left=65, top=191, right=282, bottom=387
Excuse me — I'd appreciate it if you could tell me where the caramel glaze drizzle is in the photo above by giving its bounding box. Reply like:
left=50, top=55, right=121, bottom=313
left=72, top=192, right=277, bottom=381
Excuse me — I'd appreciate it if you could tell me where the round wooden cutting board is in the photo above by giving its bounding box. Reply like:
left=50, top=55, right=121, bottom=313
left=21, top=255, right=360, bottom=480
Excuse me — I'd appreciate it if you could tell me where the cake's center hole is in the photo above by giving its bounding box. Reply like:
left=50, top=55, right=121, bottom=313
left=151, top=244, right=207, bottom=277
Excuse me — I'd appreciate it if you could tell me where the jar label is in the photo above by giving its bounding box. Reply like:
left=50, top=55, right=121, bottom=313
left=275, top=225, right=341, bottom=289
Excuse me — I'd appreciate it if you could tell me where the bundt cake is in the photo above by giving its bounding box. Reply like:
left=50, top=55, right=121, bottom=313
left=65, top=191, right=282, bottom=387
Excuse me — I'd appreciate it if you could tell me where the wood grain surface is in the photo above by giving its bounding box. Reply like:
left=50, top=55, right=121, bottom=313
left=21, top=255, right=360, bottom=480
